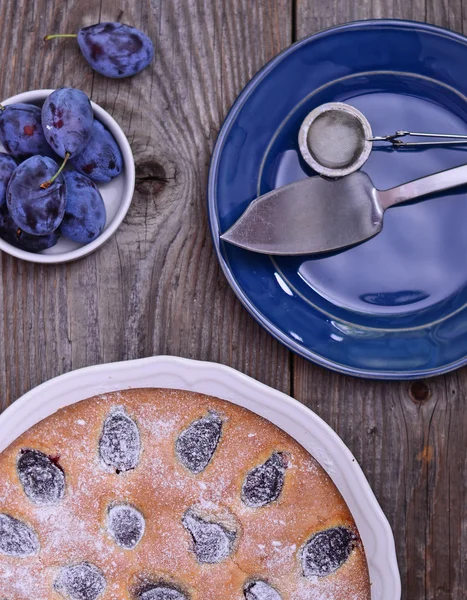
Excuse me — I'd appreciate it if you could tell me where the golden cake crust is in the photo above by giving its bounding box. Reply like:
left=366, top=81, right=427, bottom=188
left=0, top=388, right=371, bottom=599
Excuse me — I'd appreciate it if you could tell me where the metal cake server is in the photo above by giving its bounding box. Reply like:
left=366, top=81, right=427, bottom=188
left=220, top=164, right=467, bottom=255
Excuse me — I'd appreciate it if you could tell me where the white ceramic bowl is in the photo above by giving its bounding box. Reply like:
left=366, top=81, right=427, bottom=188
left=0, top=89, right=135, bottom=263
left=0, top=356, right=401, bottom=599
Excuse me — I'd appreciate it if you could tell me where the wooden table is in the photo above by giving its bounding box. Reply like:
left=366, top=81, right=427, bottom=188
left=0, top=2, right=465, bottom=598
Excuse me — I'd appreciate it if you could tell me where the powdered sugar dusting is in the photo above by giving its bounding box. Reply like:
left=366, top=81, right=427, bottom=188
left=242, top=452, right=287, bottom=508
left=176, top=412, right=222, bottom=474
left=17, top=449, right=65, bottom=505
left=140, top=586, right=188, bottom=600
left=107, top=504, right=145, bottom=549
left=182, top=508, right=236, bottom=564
left=0, top=558, right=49, bottom=599
left=98, top=406, right=140, bottom=473
left=143, top=414, right=182, bottom=440
left=244, top=580, right=282, bottom=600
left=293, top=571, right=370, bottom=600
left=301, top=528, right=356, bottom=579
left=0, top=389, right=370, bottom=600
left=264, top=541, right=299, bottom=571
left=0, top=513, right=39, bottom=557
left=54, top=562, right=106, bottom=600
left=35, top=502, right=101, bottom=558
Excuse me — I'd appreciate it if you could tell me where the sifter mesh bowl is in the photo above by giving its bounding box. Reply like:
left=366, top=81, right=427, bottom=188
left=298, top=103, right=373, bottom=177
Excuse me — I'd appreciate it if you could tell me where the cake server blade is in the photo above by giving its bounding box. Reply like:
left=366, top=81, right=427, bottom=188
left=220, top=165, right=467, bottom=255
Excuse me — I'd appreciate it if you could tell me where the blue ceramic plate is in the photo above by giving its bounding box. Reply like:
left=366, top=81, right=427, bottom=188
left=208, top=20, right=467, bottom=379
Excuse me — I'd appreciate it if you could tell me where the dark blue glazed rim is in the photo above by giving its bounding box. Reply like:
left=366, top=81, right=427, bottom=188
left=208, top=19, right=467, bottom=379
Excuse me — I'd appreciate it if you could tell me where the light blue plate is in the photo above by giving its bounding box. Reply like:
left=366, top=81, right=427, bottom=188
left=208, top=20, right=467, bottom=379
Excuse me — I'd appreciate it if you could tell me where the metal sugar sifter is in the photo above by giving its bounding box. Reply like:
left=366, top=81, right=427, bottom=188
left=299, top=102, right=467, bottom=177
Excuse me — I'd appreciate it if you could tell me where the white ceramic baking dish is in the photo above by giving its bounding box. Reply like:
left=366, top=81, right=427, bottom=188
left=0, top=356, right=401, bottom=599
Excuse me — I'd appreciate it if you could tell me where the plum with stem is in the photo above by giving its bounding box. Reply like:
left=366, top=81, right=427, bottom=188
left=44, top=22, right=154, bottom=79
left=6, top=156, right=66, bottom=235
left=41, top=88, right=93, bottom=188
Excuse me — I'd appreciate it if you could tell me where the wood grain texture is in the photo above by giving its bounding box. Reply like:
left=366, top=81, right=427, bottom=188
left=294, top=2, right=467, bottom=599
left=1, top=2, right=467, bottom=600
left=0, top=0, right=292, bottom=415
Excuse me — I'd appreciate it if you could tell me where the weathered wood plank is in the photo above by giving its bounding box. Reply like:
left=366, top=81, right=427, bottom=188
left=0, top=0, right=100, bottom=411
left=293, top=2, right=467, bottom=599
left=295, top=0, right=426, bottom=37
left=0, top=0, right=293, bottom=414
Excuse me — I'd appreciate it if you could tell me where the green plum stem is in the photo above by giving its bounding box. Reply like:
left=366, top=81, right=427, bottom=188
left=43, top=34, right=78, bottom=41
left=40, top=152, right=70, bottom=189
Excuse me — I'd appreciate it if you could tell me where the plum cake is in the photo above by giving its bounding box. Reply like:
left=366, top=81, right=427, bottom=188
left=0, top=389, right=371, bottom=600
